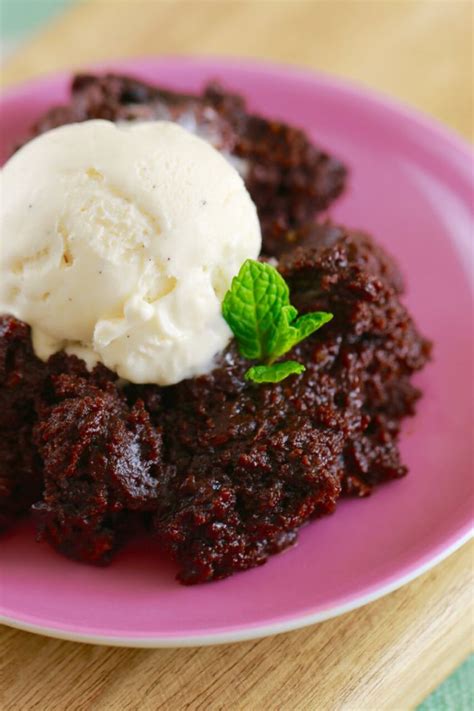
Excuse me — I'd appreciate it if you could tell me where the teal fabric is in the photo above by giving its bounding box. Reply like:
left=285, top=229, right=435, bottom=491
left=417, top=655, right=473, bottom=711
left=0, top=0, right=72, bottom=40
left=0, top=3, right=471, bottom=708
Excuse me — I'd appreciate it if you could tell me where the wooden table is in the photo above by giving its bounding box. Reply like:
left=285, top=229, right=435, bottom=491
left=1, top=2, right=473, bottom=709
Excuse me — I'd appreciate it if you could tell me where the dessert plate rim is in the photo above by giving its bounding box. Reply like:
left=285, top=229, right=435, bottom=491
left=0, top=529, right=471, bottom=646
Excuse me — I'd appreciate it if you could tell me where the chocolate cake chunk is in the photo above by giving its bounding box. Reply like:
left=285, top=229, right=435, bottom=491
left=29, top=73, right=347, bottom=255
left=279, top=225, right=431, bottom=495
left=155, top=423, right=344, bottom=584
left=0, top=319, right=110, bottom=531
left=0, top=316, right=45, bottom=529
left=33, top=371, right=170, bottom=564
left=152, top=342, right=352, bottom=583
left=121, top=226, right=428, bottom=583
left=276, top=220, right=406, bottom=287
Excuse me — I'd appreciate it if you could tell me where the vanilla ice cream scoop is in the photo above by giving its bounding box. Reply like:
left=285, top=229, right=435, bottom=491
left=0, top=120, right=261, bottom=384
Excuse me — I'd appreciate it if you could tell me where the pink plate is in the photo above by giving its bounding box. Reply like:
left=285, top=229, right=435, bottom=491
left=0, top=57, right=473, bottom=647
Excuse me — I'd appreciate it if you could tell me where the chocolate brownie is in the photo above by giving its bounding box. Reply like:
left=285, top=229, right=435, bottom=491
left=0, top=316, right=44, bottom=530
left=145, top=226, right=430, bottom=581
left=33, top=369, right=171, bottom=564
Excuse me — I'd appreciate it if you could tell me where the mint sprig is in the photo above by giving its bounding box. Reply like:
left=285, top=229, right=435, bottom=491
left=245, top=361, right=305, bottom=384
left=222, top=259, right=333, bottom=384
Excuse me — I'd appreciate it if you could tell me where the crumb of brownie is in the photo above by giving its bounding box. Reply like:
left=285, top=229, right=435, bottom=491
left=0, top=316, right=45, bottom=530
left=33, top=372, right=171, bottom=564
left=279, top=225, right=431, bottom=495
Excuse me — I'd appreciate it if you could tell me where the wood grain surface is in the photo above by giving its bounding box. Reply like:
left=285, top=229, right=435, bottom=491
left=1, top=1, right=473, bottom=709
left=1, top=0, right=472, bottom=140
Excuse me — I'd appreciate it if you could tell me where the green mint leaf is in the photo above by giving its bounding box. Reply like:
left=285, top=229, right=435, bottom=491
left=222, top=259, right=333, bottom=385
left=269, top=310, right=333, bottom=361
left=245, top=361, right=306, bottom=384
left=293, top=311, right=334, bottom=340
left=222, top=259, right=290, bottom=360
left=266, top=304, right=298, bottom=361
